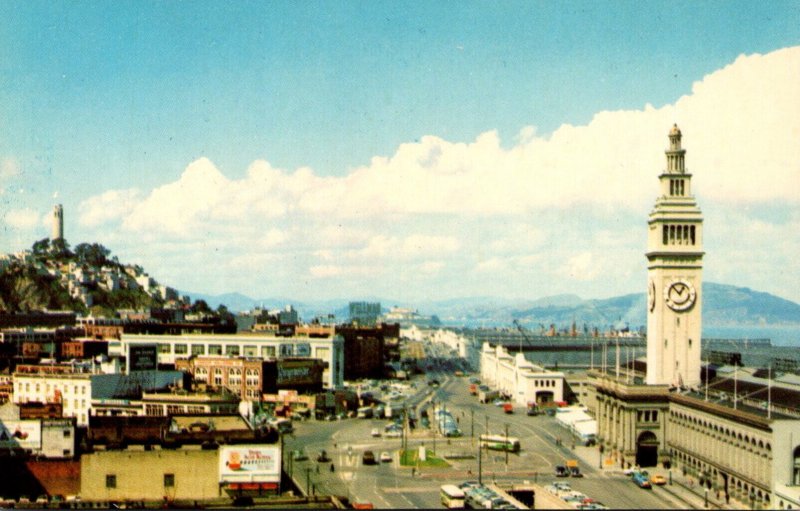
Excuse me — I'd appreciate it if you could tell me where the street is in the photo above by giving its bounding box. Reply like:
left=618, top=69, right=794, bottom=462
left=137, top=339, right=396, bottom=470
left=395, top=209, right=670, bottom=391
left=284, top=369, right=695, bottom=509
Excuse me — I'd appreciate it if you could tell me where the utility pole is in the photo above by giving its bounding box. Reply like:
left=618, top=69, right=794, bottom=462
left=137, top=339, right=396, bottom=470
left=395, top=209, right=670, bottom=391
left=504, top=423, right=509, bottom=468
left=478, top=433, right=483, bottom=485
left=470, top=409, right=474, bottom=440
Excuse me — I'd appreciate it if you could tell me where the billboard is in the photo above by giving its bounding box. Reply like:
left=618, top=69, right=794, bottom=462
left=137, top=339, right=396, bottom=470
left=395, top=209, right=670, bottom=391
left=219, top=445, right=281, bottom=483
left=276, top=359, right=324, bottom=387
left=0, top=419, right=41, bottom=450
left=127, top=344, right=157, bottom=372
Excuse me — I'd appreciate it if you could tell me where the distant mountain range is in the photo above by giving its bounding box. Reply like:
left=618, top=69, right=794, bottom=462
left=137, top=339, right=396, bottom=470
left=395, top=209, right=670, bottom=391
left=184, top=282, right=800, bottom=329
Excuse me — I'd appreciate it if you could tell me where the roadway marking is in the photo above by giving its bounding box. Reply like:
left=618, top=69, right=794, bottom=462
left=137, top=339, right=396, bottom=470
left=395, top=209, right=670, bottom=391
left=383, top=486, right=437, bottom=494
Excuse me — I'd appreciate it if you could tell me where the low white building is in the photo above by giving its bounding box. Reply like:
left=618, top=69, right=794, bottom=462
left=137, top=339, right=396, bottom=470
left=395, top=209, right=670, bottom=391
left=117, top=332, right=345, bottom=390
left=480, top=342, right=565, bottom=406
left=0, top=402, right=76, bottom=458
left=12, top=367, right=92, bottom=426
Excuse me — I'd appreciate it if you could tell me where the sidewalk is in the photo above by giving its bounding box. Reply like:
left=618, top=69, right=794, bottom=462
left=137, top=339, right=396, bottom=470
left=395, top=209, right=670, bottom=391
left=564, top=443, right=748, bottom=510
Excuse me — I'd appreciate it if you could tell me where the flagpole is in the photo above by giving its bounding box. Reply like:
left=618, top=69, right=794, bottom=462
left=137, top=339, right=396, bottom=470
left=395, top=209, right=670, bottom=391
left=733, top=363, right=738, bottom=410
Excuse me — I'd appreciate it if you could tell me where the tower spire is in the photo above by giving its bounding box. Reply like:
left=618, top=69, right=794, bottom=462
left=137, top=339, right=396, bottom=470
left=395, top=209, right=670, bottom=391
left=645, top=125, right=704, bottom=388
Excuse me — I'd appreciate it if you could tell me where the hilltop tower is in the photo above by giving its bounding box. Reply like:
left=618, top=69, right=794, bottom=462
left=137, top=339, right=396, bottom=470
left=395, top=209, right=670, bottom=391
left=645, top=125, right=704, bottom=388
left=52, top=204, right=64, bottom=241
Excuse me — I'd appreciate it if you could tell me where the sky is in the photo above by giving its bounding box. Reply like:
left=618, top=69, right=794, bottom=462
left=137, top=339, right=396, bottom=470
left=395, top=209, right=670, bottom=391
left=1, top=2, right=799, bottom=304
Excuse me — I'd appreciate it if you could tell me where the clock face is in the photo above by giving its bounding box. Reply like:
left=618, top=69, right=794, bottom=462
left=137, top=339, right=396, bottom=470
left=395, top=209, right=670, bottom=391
left=664, top=279, right=696, bottom=312
left=648, top=280, right=656, bottom=312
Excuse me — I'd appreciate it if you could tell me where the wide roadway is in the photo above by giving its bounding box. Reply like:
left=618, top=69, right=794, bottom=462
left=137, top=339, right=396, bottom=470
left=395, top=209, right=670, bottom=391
left=284, top=370, right=693, bottom=509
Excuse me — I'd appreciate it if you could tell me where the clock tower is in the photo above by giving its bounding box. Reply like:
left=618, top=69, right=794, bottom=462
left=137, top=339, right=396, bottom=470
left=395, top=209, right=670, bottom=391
left=646, top=125, right=704, bottom=388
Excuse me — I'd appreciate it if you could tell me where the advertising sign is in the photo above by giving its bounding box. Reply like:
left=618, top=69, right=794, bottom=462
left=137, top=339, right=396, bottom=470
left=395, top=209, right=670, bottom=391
left=293, top=343, right=311, bottom=357
left=128, top=344, right=158, bottom=372
left=276, top=359, right=323, bottom=387
left=219, top=445, right=281, bottom=482
left=0, top=419, right=41, bottom=450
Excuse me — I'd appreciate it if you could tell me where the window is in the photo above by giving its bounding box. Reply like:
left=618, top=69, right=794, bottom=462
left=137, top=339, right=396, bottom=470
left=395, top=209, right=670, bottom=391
left=209, top=344, right=222, bottom=355
left=158, top=343, right=171, bottom=354
left=63, top=430, right=71, bottom=438
left=243, top=345, right=257, bottom=357
left=192, top=344, right=206, bottom=356
left=164, top=474, right=175, bottom=488
left=261, top=346, right=276, bottom=358
left=63, top=449, right=71, bottom=456
left=174, top=344, right=188, bottom=354
left=225, top=345, right=240, bottom=357
left=106, top=475, right=117, bottom=489
left=213, top=368, right=223, bottom=386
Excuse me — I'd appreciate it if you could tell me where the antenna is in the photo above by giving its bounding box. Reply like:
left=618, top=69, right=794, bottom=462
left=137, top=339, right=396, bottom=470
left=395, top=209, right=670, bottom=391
left=615, top=338, right=620, bottom=379
left=733, top=364, right=738, bottom=411
left=704, top=356, right=709, bottom=402
left=767, top=364, right=772, bottom=420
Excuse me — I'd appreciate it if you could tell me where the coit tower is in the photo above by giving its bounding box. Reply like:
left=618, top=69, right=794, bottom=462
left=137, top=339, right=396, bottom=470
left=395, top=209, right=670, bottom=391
left=645, top=125, right=704, bottom=388
left=52, top=204, right=64, bottom=241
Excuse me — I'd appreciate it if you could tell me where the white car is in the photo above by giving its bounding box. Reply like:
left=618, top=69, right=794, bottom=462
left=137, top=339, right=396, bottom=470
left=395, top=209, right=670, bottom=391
left=385, top=429, right=402, bottom=438
left=380, top=451, right=392, bottom=463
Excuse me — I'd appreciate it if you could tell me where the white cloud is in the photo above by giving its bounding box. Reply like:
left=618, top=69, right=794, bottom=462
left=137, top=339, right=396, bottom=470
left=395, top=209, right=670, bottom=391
left=78, top=189, right=141, bottom=227
left=74, top=46, right=800, bottom=301
left=4, top=208, right=41, bottom=230
left=308, top=265, right=343, bottom=278
left=1, top=158, right=20, bottom=180
left=558, top=252, right=601, bottom=282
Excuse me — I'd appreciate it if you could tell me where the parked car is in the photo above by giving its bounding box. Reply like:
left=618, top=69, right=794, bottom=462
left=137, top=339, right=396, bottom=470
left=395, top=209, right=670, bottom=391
left=555, top=465, right=569, bottom=477
left=362, top=450, right=376, bottom=465
left=380, top=451, right=392, bottom=463
left=650, top=474, right=667, bottom=485
left=291, top=450, right=308, bottom=461
left=316, top=450, right=330, bottom=462
left=570, top=466, right=583, bottom=477
left=371, top=428, right=382, bottom=437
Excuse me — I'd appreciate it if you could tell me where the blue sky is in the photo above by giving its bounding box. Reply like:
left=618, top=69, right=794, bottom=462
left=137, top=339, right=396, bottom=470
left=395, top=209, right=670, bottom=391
left=2, top=2, right=799, bottom=304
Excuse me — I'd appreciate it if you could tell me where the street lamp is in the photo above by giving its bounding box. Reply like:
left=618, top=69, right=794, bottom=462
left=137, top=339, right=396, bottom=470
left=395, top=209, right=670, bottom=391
left=306, top=467, right=311, bottom=497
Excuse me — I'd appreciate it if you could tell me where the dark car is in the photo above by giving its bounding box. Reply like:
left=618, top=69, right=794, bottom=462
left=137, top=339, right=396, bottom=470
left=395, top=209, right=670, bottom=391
left=362, top=450, right=376, bottom=465
left=555, top=465, right=569, bottom=477
left=570, top=466, right=583, bottom=477
left=317, top=450, right=330, bottom=462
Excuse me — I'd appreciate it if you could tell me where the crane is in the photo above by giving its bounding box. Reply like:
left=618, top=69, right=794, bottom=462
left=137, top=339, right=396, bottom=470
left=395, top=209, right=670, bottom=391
left=512, top=319, right=534, bottom=352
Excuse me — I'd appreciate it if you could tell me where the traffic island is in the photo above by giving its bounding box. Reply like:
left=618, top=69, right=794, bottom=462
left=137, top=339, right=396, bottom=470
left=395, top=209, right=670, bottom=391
left=399, top=448, right=450, bottom=468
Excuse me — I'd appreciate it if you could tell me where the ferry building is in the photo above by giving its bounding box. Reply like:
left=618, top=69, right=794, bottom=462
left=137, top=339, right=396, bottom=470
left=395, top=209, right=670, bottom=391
left=592, top=126, right=800, bottom=510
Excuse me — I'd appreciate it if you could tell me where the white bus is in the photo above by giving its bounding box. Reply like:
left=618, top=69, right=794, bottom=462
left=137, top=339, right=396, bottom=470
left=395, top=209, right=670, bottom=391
left=479, top=434, right=521, bottom=453
left=440, top=484, right=466, bottom=509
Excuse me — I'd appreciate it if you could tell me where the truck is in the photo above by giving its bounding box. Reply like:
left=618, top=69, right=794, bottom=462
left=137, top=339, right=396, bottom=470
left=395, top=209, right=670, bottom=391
left=503, top=403, right=514, bottom=414
left=478, top=388, right=500, bottom=404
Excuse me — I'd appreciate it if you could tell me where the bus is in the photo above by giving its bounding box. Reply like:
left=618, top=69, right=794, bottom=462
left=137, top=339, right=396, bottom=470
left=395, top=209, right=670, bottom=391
left=440, top=484, right=466, bottom=509
left=479, top=434, right=521, bottom=453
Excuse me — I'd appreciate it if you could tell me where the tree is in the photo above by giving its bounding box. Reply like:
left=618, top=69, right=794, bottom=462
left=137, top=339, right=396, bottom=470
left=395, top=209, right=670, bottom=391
left=50, top=238, right=72, bottom=259
left=31, top=238, right=50, bottom=256
left=217, top=304, right=235, bottom=324
left=74, top=243, right=111, bottom=267
left=191, top=299, right=212, bottom=314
